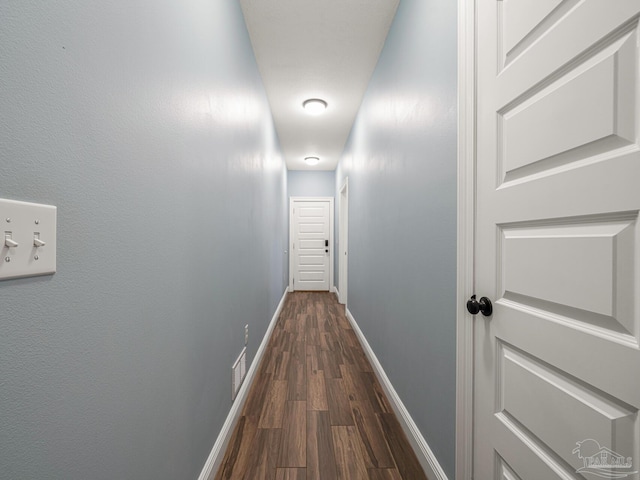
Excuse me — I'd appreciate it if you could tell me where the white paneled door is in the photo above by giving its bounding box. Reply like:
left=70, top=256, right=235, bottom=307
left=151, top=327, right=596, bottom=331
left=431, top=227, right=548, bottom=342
left=473, top=1, right=640, bottom=479
left=291, top=198, right=333, bottom=291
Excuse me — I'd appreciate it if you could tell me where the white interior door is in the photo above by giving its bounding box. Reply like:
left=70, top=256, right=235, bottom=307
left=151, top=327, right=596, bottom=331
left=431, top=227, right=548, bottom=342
left=473, top=1, right=640, bottom=479
left=290, top=198, right=333, bottom=291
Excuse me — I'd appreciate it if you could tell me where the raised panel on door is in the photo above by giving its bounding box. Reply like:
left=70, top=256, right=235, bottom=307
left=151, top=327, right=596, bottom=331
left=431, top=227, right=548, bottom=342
left=499, top=215, right=638, bottom=338
left=496, top=456, right=523, bottom=480
left=474, top=1, right=640, bottom=479
left=497, top=26, right=638, bottom=187
left=498, top=343, right=636, bottom=473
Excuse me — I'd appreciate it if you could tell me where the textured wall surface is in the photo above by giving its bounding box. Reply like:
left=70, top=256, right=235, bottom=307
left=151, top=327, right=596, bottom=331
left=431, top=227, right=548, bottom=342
left=287, top=170, right=336, bottom=198
left=335, top=0, right=458, bottom=476
left=0, top=1, right=286, bottom=479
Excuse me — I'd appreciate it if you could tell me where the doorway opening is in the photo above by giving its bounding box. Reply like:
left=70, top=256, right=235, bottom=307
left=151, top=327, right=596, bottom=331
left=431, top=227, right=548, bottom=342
left=338, top=179, right=349, bottom=305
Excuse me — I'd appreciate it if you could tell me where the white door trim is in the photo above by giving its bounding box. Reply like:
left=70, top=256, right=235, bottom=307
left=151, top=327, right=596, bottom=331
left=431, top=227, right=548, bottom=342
left=456, top=0, right=476, bottom=478
left=338, top=178, right=349, bottom=305
left=289, top=197, right=334, bottom=292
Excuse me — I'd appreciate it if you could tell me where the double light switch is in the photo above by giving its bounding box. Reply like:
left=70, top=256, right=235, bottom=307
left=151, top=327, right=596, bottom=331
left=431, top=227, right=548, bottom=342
left=0, top=199, right=57, bottom=280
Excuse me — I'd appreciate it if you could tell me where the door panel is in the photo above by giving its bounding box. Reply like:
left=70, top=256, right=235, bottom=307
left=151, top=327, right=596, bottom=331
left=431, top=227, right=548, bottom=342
left=292, top=200, right=331, bottom=291
left=502, top=0, right=564, bottom=57
left=498, top=27, right=638, bottom=186
left=499, top=343, right=636, bottom=467
left=497, top=457, right=523, bottom=480
left=474, top=1, right=640, bottom=478
left=499, top=216, right=637, bottom=335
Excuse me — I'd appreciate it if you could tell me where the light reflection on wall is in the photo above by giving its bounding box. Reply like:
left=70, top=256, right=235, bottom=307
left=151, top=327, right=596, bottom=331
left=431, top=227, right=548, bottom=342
left=177, top=88, right=283, bottom=175
left=177, top=90, right=264, bottom=129
left=366, top=94, right=434, bottom=129
left=206, top=92, right=263, bottom=126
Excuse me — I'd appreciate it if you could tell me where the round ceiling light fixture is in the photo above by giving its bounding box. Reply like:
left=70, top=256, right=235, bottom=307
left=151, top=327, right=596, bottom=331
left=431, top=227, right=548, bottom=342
left=302, top=98, right=327, bottom=115
left=304, top=156, right=320, bottom=166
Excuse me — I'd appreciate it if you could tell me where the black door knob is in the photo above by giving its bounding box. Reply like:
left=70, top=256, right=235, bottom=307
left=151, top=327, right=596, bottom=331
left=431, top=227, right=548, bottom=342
left=466, top=295, right=493, bottom=316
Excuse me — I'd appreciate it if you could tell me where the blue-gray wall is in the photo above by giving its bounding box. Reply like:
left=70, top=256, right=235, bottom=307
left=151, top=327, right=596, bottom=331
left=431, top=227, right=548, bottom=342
left=335, top=0, right=457, bottom=476
left=0, top=2, right=286, bottom=480
left=287, top=170, right=336, bottom=198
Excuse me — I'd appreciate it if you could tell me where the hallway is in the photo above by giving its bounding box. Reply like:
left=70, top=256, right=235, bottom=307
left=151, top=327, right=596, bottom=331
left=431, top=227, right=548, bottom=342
left=0, top=1, right=458, bottom=478
left=214, top=292, right=428, bottom=480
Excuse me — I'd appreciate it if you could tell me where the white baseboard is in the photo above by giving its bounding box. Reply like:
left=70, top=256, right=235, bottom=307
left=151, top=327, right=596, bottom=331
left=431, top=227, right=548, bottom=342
left=345, top=308, right=449, bottom=480
left=197, top=288, right=288, bottom=480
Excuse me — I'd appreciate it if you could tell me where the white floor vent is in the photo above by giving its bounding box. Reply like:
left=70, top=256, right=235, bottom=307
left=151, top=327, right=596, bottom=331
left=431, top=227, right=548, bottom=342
left=231, top=347, right=247, bottom=401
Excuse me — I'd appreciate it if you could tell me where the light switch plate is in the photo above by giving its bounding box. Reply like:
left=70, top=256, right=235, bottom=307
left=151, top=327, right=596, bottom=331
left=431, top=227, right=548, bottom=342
left=0, top=199, right=57, bottom=280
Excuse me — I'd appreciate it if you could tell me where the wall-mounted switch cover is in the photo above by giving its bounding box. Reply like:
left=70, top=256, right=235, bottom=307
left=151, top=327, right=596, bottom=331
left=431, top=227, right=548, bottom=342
left=0, top=199, right=56, bottom=280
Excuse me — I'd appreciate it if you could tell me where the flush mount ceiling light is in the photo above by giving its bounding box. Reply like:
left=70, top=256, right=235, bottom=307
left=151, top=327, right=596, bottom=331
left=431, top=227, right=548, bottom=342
left=302, top=98, right=327, bottom=115
left=304, top=156, right=320, bottom=166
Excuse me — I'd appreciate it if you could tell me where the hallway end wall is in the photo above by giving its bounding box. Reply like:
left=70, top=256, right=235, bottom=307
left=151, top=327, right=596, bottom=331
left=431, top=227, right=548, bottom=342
left=335, top=0, right=457, bottom=476
left=287, top=170, right=336, bottom=198
left=287, top=170, right=336, bottom=289
left=0, top=2, right=287, bottom=480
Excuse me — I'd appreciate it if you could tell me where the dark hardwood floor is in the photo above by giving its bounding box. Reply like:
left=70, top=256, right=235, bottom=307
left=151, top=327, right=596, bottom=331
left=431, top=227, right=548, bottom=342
left=214, top=291, right=428, bottom=480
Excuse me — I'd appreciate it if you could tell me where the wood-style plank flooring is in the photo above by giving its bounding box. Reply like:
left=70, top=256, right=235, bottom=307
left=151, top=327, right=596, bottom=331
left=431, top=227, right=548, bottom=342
left=214, top=292, right=428, bottom=480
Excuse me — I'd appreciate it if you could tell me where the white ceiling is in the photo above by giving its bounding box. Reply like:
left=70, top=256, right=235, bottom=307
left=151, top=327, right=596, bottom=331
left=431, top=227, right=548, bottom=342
left=239, top=0, right=399, bottom=171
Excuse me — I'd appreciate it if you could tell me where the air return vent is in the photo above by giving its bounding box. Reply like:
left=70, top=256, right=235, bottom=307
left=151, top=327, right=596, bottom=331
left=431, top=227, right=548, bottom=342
left=231, top=347, right=247, bottom=401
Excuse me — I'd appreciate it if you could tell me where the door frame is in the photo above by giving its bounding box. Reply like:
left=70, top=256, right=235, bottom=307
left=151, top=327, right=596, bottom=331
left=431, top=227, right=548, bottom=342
left=338, top=178, right=349, bottom=305
left=456, top=0, right=476, bottom=478
left=289, top=197, right=334, bottom=292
